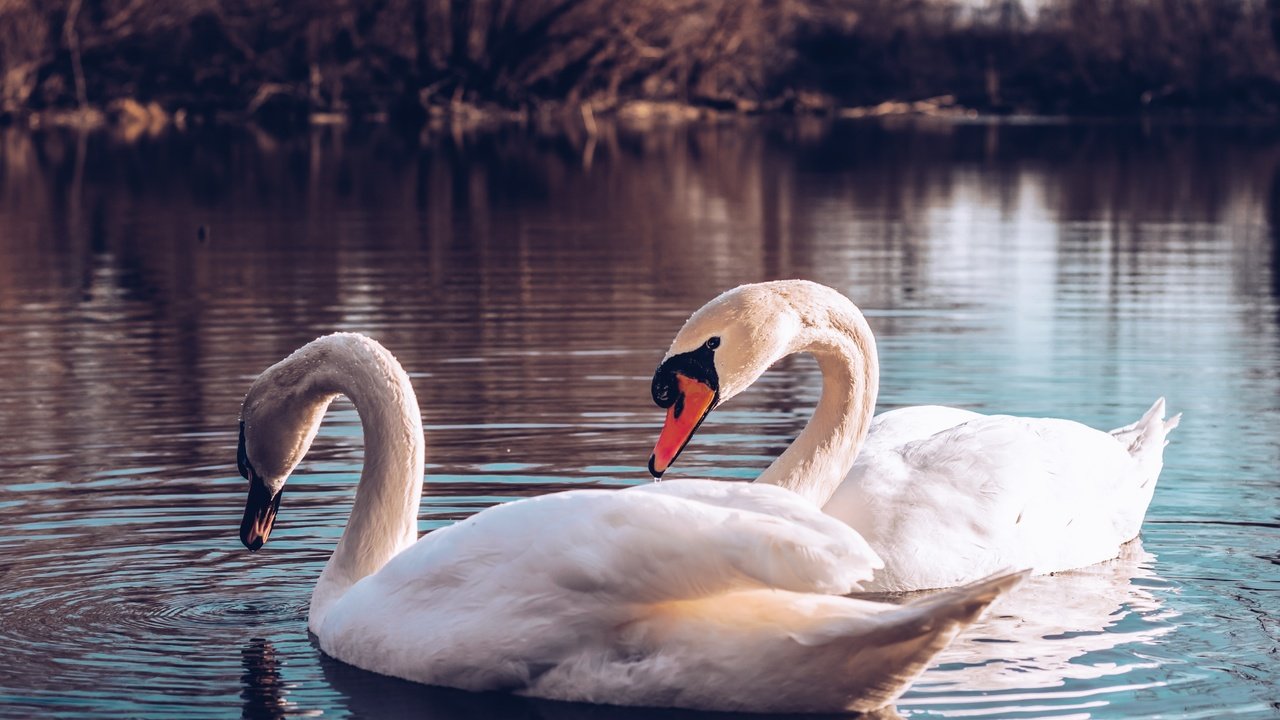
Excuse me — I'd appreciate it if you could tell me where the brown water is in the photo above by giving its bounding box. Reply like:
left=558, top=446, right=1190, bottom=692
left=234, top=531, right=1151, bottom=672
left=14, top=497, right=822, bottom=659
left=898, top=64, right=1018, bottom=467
left=0, top=119, right=1277, bottom=718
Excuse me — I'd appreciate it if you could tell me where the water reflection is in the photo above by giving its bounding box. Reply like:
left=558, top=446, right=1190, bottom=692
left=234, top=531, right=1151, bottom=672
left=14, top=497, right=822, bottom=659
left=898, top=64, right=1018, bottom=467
left=1268, top=163, right=1280, bottom=306
left=241, top=639, right=294, bottom=720
left=901, top=539, right=1175, bottom=718
left=0, top=119, right=1277, bottom=718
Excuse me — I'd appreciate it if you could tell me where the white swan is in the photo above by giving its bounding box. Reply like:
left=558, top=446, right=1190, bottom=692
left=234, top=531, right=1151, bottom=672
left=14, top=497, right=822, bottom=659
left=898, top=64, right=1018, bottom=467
left=235, top=332, right=1025, bottom=714
left=646, top=280, right=1180, bottom=592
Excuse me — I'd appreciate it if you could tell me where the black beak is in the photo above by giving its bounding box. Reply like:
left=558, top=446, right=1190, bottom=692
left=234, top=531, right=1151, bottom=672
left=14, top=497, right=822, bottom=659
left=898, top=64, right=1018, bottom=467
left=240, top=473, right=281, bottom=552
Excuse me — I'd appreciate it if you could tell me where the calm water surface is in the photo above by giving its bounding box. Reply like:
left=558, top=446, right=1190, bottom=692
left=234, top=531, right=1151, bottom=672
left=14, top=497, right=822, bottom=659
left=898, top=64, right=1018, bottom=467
left=0, top=120, right=1276, bottom=718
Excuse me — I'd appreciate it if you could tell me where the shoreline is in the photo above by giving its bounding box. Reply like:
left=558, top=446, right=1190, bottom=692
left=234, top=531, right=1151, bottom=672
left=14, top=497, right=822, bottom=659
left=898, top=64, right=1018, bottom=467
left=9, top=95, right=1279, bottom=141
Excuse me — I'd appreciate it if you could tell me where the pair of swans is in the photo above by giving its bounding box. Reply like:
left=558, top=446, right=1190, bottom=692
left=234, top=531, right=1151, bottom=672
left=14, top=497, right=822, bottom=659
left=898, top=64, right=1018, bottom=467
left=235, top=280, right=1177, bottom=713
left=648, top=280, right=1179, bottom=591
left=237, top=332, right=1024, bottom=714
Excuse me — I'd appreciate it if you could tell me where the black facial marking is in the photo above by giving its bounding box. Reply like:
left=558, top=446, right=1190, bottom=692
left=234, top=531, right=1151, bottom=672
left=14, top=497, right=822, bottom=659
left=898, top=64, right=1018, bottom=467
left=652, top=344, right=719, bottom=408
left=237, top=420, right=253, bottom=480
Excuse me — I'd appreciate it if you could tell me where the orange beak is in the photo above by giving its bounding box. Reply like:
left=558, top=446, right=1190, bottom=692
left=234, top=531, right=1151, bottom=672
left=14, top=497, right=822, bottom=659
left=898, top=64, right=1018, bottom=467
left=648, top=373, right=718, bottom=477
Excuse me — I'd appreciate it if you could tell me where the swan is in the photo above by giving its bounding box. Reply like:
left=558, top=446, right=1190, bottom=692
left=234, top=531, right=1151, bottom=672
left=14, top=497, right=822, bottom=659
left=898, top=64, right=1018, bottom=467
left=235, top=332, right=1025, bottom=714
left=646, top=280, right=1180, bottom=592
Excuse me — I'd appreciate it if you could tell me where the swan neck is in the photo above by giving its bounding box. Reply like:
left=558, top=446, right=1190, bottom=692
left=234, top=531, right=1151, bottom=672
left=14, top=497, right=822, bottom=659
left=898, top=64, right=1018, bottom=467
left=308, top=340, right=424, bottom=631
left=755, top=312, right=878, bottom=506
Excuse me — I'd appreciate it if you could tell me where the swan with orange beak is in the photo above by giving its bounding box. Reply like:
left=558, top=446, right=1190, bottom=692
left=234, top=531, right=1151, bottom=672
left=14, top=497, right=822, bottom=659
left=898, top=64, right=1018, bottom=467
left=648, top=280, right=1179, bottom=592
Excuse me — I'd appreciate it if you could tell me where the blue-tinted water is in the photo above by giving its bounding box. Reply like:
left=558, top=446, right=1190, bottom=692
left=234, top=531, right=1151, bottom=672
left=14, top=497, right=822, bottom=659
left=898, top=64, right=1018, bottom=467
left=0, top=120, right=1276, bottom=718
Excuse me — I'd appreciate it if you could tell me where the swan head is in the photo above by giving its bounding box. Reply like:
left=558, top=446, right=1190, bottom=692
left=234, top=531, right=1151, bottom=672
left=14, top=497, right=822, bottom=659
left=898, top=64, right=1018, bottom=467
left=648, top=282, right=811, bottom=477
left=237, top=347, right=334, bottom=551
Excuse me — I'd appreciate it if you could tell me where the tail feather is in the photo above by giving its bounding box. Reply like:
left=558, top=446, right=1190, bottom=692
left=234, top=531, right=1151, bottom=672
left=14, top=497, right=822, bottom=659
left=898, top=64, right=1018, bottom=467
left=826, top=569, right=1029, bottom=712
left=1110, top=397, right=1179, bottom=455
left=1163, top=412, right=1183, bottom=445
left=1109, top=397, right=1178, bottom=494
left=877, top=567, right=1029, bottom=640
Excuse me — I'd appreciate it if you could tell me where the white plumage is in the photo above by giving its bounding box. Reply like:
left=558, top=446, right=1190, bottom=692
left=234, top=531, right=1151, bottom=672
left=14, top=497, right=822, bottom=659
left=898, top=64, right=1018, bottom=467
left=826, top=402, right=1178, bottom=591
left=237, top=333, right=1024, bottom=714
left=650, top=280, right=1179, bottom=592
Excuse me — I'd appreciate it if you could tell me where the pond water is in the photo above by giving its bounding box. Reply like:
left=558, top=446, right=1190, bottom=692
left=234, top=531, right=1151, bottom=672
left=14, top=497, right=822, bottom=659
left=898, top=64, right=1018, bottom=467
left=0, top=118, right=1276, bottom=719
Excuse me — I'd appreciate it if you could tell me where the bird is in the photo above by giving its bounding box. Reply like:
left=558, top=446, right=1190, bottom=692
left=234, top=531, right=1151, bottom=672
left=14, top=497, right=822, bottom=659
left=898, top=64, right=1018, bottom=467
left=647, top=280, right=1178, bottom=592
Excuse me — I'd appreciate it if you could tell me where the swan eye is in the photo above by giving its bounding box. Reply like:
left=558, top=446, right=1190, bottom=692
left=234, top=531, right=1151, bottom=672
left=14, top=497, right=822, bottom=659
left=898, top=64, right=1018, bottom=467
left=705, top=337, right=721, bottom=350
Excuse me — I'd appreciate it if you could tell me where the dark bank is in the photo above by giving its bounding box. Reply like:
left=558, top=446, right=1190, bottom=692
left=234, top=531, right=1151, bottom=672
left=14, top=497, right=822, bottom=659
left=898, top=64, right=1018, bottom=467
left=4, top=0, right=1280, bottom=132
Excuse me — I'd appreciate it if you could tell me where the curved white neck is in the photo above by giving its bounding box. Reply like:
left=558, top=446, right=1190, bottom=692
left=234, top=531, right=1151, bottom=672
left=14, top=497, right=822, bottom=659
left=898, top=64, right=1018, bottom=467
left=301, top=339, right=424, bottom=632
left=754, top=309, right=878, bottom=507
